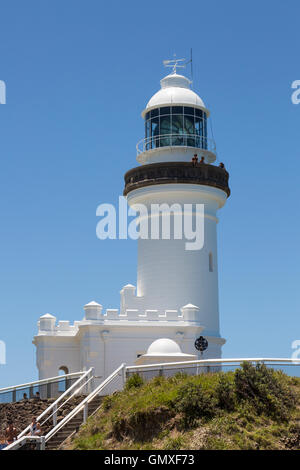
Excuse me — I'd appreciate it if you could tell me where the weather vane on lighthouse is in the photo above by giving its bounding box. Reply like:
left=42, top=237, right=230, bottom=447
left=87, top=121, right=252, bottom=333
left=163, top=51, right=193, bottom=82
left=163, top=55, right=187, bottom=74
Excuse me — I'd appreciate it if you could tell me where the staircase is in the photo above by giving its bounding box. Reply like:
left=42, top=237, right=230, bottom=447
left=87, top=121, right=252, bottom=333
left=46, top=396, right=103, bottom=450
left=3, top=364, right=126, bottom=451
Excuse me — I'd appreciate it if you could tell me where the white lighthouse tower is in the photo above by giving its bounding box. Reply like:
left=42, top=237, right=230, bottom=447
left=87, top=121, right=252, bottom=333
left=123, top=60, right=230, bottom=358
left=34, top=61, right=230, bottom=382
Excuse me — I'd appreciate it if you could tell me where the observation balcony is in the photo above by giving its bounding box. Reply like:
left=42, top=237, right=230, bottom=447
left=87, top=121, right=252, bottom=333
left=124, top=161, right=230, bottom=197
left=136, top=134, right=217, bottom=164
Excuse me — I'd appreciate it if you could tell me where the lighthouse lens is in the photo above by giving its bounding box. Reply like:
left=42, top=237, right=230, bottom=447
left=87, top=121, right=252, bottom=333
left=160, top=115, right=172, bottom=146
left=184, top=116, right=195, bottom=134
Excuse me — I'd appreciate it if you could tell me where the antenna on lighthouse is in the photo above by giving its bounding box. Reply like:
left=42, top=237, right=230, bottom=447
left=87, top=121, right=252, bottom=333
left=185, top=48, right=193, bottom=87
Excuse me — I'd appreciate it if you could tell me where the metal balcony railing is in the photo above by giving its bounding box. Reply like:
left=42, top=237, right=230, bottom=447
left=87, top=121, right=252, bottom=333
left=136, top=134, right=216, bottom=156
left=126, top=358, right=300, bottom=381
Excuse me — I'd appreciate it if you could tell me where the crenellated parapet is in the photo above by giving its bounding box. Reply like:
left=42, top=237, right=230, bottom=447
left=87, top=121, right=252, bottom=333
left=37, top=294, right=202, bottom=337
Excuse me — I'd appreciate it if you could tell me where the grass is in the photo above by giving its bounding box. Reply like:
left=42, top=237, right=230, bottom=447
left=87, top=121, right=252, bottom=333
left=69, top=363, right=300, bottom=450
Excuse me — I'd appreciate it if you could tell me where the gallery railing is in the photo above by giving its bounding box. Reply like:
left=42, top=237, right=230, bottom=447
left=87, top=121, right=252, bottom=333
left=136, top=134, right=216, bottom=156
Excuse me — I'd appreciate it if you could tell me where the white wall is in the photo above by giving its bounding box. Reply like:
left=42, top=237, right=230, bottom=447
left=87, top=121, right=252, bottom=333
left=127, top=183, right=227, bottom=337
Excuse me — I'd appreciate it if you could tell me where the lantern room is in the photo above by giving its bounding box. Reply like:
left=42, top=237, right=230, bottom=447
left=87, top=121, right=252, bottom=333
left=137, top=71, right=216, bottom=164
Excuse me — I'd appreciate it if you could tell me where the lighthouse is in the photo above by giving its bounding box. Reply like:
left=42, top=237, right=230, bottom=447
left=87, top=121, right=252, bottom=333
left=34, top=61, right=230, bottom=382
left=123, top=60, right=230, bottom=358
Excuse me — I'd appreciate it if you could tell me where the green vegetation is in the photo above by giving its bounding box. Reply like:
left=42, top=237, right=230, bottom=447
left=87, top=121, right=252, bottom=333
left=70, top=363, right=300, bottom=450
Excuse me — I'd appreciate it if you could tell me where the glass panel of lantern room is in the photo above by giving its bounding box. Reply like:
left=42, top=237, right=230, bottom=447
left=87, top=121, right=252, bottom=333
left=171, top=115, right=184, bottom=146
left=195, top=115, right=201, bottom=135
left=160, top=115, right=171, bottom=147
left=171, top=106, right=183, bottom=115
left=151, top=108, right=159, bottom=118
left=145, top=119, right=151, bottom=150
left=203, top=113, right=207, bottom=149
left=183, top=115, right=195, bottom=134
left=194, top=116, right=201, bottom=148
left=184, top=107, right=194, bottom=116
left=171, top=114, right=183, bottom=133
left=151, top=117, right=160, bottom=148
left=184, top=115, right=196, bottom=147
left=160, top=106, right=170, bottom=116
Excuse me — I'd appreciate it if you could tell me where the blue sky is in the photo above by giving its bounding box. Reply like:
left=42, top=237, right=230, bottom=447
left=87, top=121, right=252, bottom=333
left=0, top=0, right=299, bottom=386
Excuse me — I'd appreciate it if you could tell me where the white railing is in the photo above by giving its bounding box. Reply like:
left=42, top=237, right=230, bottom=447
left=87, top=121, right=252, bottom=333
left=3, top=358, right=300, bottom=451
left=126, top=357, right=300, bottom=376
left=136, top=134, right=216, bottom=156
left=3, top=368, right=94, bottom=451
left=4, top=436, right=46, bottom=451
left=0, top=371, right=86, bottom=403
left=44, top=363, right=126, bottom=444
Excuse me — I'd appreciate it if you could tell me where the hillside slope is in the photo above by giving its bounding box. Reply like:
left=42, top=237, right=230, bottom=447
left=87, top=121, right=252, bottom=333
left=69, top=363, right=300, bottom=451
left=0, top=396, right=84, bottom=446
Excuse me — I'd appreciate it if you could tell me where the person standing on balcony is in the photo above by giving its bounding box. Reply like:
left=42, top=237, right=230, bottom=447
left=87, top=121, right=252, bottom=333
left=192, top=154, right=198, bottom=166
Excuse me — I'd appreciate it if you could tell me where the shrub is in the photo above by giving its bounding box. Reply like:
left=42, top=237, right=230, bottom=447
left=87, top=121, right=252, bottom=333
left=102, top=396, right=114, bottom=411
left=215, top=374, right=236, bottom=411
left=174, top=382, right=215, bottom=427
left=151, top=375, right=166, bottom=387
left=125, top=373, right=144, bottom=390
left=234, top=362, right=296, bottom=420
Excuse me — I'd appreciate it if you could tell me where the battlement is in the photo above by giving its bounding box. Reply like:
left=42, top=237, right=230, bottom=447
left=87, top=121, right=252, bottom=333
left=37, top=300, right=201, bottom=336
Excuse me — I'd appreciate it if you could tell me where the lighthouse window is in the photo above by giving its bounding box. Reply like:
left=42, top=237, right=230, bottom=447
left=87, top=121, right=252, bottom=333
left=183, top=115, right=195, bottom=134
left=195, top=109, right=203, bottom=118
left=172, top=106, right=183, bottom=115
left=184, top=106, right=194, bottom=116
left=160, top=115, right=171, bottom=134
left=160, top=106, right=170, bottom=115
left=145, top=106, right=207, bottom=150
left=195, top=116, right=201, bottom=134
left=145, top=120, right=151, bottom=139
left=151, top=117, right=159, bottom=138
left=172, top=115, right=184, bottom=133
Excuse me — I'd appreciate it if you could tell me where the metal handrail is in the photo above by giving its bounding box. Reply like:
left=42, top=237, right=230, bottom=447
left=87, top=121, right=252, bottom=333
left=136, top=134, right=216, bottom=155
left=44, top=363, right=126, bottom=443
left=39, top=375, right=94, bottom=428
left=4, top=436, right=45, bottom=451
left=0, top=371, right=85, bottom=394
left=127, top=357, right=300, bottom=373
left=16, top=367, right=94, bottom=441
